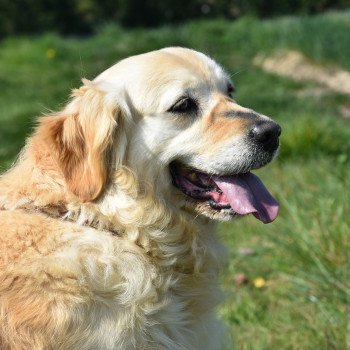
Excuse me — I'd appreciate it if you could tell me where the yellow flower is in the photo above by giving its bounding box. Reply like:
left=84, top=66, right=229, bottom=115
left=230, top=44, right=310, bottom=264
left=46, top=49, right=56, bottom=58
left=253, top=277, right=266, bottom=288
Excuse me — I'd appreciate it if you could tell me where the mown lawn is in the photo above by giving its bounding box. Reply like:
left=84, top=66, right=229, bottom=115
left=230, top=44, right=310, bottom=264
left=1, top=10, right=349, bottom=349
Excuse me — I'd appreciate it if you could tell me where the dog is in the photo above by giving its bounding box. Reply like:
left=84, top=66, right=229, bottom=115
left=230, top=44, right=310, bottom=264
left=0, top=47, right=281, bottom=350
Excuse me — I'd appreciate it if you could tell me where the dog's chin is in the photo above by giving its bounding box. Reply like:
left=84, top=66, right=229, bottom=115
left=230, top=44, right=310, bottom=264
left=183, top=198, right=240, bottom=221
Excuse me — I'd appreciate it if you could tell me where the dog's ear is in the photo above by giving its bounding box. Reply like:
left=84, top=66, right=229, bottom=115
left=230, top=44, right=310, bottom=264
left=36, top=80, right=118, bottom=202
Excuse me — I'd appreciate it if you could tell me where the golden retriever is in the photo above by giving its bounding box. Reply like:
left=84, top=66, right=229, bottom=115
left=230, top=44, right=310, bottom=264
left=0, top=47, right=281, bottom=350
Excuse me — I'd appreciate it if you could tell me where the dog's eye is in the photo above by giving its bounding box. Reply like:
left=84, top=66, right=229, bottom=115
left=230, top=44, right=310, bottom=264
left=227, top=84, right=235, bottom=98
left=169, top=97, right=197, bottom=114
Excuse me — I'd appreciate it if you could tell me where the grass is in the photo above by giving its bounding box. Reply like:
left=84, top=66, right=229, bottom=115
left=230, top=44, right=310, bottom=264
left=1, top=10, right=350, bottom=349
left=221, top=157, right=350, bottom=349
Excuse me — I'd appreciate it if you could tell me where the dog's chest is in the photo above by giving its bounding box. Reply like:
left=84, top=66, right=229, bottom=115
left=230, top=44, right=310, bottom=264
left=60, top=226, right=225, bottom=349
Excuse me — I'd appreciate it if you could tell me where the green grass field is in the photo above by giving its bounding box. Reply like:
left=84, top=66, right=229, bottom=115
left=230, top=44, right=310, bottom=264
left=1, top=10, right=349, bottom=349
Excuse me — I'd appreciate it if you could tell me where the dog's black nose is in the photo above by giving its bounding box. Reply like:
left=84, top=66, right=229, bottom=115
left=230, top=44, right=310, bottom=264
left=248, top=121, right=281, bottom=152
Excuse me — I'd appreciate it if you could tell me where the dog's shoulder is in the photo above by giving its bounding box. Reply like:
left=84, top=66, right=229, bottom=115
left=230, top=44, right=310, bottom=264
left=0, top=210, right=161, bottom=349
left=0, top=209, right=153, bottom=292
left=0, top=209, right=64, bottom=264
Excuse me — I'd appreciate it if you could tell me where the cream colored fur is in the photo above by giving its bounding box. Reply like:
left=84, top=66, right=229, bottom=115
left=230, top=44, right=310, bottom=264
left=0, top=47, right=275, bottom=349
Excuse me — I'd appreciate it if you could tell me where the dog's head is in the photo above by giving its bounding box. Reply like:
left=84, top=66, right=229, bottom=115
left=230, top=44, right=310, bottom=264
left=38, top=47, right=280, bottom=223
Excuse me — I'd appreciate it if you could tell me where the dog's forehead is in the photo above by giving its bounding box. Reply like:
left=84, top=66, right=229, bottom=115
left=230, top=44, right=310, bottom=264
left=95, top=47, right=229, bottom=92
left=158, top=47, right=226, bottom=81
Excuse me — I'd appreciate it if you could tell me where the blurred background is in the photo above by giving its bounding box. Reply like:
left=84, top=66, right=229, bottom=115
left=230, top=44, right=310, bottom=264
left=0, top=0, right=349, bottom=35
left=0, top=1, right=350, bottom=349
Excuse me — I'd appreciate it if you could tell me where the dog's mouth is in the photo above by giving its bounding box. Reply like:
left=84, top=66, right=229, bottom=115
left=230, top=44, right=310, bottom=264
left=170, top=162, right=279, bottom=223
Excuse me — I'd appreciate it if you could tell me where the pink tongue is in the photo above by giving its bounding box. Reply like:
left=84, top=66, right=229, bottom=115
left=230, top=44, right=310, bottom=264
left=213, top=173, right=279, bottom=224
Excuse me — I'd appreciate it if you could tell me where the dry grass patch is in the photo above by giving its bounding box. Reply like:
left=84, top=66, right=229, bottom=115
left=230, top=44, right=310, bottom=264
left=253, top=50, right=350, bottom=95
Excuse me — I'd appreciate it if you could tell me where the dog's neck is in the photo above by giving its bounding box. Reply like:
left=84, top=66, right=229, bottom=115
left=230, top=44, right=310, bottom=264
left=0, top=145, right=222, bottom=275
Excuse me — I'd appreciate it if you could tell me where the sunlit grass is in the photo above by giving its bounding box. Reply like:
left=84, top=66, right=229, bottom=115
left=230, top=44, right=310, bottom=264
left=220, top=157, right=350, bottom=349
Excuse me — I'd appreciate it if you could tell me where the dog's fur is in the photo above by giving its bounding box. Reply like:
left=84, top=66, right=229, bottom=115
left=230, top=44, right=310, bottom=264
left=0, top=48, right=278, bottom=349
